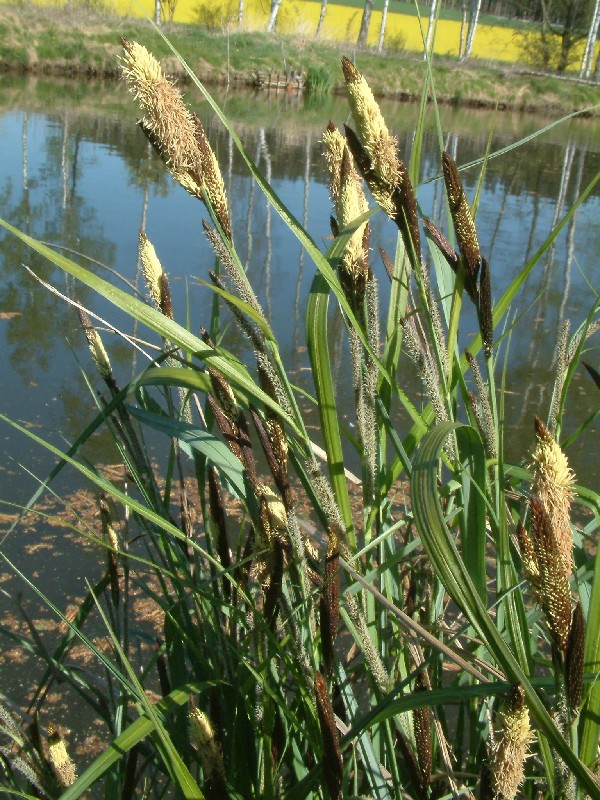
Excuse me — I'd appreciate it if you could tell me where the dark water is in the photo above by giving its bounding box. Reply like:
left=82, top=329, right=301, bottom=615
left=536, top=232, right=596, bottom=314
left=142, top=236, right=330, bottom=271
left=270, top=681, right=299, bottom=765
left=1, top=73, right=600, bottom=523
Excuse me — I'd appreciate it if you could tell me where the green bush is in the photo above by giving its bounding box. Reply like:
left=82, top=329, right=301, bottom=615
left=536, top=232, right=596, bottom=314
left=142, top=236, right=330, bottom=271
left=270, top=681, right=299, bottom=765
left=305, top=64, right=334, bottom=94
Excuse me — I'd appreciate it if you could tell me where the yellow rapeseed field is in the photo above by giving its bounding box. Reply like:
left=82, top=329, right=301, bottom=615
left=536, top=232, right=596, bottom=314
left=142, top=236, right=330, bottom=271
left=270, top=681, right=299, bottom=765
left=16, top=0, right=594, bottom=66
left=111, top=0, right=523, bottom=62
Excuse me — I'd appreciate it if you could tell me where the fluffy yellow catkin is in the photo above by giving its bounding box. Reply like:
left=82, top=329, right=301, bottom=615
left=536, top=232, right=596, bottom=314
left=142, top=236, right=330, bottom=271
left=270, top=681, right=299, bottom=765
left=531, top=416, right=575, bottom=577
left=120, top=40, right=231, bottom=239
left=189, top=708, right=224, bottom=780
left=139, top=231, right=165, bottom=311
left=493, top=686, right=532, bottom=800
left=120, top=39, right=200, bottom=178
left=341, top=56, right=400, bottom=188
left=47, top=723, right=77, bottom=789
left=322, top=123, right=369, bottom=291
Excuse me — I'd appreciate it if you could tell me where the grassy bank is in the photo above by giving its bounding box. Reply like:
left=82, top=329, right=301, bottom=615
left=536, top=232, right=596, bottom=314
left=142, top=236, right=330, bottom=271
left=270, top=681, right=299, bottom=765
left=0, top=5, right=599, bottom=117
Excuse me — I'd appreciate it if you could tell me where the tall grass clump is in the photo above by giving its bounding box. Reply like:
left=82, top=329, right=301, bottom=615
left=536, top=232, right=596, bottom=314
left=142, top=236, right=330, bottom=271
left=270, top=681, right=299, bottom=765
left=305, top=65, right=335, bottom=95
left=1, top=31, right=600, bottom=800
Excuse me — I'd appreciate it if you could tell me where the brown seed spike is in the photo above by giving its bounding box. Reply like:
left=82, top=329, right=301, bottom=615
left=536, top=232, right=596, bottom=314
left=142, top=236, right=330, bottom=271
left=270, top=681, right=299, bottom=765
left=423, top=218, right=459, bottom=271
left=319, top=540, right=340, bottom=677
left=478, top=256, right=493, bottom=358
left=566, top=602, right=585, bottom=713
left=394, top=160, right=421, bottom=264
left=413, top=674, right=432, bottom=796
left=379, top=247, right=395, bottom=282
left=442, top=152, right=481, bottom=285
left=158, top=273, right=173, bottom=320
left=341, top=55, right=360, bottom=84
left=314, top=672, right=343, bottom=800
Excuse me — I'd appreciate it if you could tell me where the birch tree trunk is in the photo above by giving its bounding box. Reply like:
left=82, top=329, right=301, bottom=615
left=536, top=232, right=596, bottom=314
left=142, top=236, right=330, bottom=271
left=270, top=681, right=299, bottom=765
left=266, top=0, right=282, bottom=33
left=154, top=0, right=161, bottom=26
left=238, top=0, right=244, bottom=29
left=377, top=0, right=390, bottom=53
left=424, top=0, right=440, bottom=58
left=458, top=0, right=467, bottom=58
left=580, top=0, right=600, bottom=78
left=316, top=0, right=328, bottom=37
left=462, top=0, right=482, bottom=60
left=357, top=0, right=374, bottom=46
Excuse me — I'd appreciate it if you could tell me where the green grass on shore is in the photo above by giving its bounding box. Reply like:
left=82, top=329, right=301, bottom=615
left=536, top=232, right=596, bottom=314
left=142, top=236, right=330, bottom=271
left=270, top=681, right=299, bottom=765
left=0, top=4, right=598, bottom=117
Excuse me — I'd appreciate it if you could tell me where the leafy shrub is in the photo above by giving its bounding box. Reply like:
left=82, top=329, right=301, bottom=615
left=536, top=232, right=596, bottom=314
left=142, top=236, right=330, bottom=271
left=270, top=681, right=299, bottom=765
left=305, top=64, right=334, bottom=94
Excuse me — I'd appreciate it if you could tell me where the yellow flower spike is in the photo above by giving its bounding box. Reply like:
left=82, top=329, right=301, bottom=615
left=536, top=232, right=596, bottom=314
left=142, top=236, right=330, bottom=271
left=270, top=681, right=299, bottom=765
left=120, top=39, right=199, bottom=176
left=493, top=686, right=533, bottom=800
left=530, top=498, right=572, bottom=653
left=531, top=416, right=575, bottom=577
left=322, top=122, right=370, bottom=297
left=139, top=231, right=166, bottom=311
left=120, top=40, right=231, bottom=238
left=341, top=56, right=400, bottom=188
left=78, top=308, right=112, bottom=382
left=47, top=723, right=77, bottom=789
left=189, top=708, right=225, bottom=781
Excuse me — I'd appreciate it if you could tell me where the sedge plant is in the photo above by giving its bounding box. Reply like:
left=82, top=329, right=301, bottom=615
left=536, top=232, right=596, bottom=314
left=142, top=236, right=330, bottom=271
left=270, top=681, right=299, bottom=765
left=1, top=31, right=600, bottom=800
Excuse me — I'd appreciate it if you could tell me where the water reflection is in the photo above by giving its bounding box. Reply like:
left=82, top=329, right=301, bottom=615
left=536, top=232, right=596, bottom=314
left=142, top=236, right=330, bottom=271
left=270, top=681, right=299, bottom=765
left=0, top=74, right=599, bottom=505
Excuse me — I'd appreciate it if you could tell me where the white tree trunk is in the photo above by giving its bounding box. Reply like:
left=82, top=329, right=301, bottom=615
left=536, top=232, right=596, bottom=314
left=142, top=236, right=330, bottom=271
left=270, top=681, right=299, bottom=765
left=357, top=0, right=373, bottom=46
left=580, top=0, right=600, bottom=78
left=462, top=0, right=482, bottom=60
left=316, top=0, right=328, bottom=37
left=238, top=0, right=244, bottom=29
left=377, top=0, right=390, bottom=53
left=424, top=0, right=440, bottom=58
left=266, top=0, right=282, bottom=33
left=154, top=0, right=161, bottom=26
left=458, top=1, right=467, bottom=58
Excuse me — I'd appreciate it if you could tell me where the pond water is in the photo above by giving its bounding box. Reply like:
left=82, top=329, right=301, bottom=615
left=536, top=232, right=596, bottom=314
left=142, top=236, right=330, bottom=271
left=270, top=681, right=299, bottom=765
left=1, top=73, right=600, bottom=541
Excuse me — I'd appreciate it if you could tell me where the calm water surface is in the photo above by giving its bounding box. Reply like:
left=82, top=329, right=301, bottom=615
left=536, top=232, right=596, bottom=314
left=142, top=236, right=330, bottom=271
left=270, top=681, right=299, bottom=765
left=1, top=73, right=599, bottom=531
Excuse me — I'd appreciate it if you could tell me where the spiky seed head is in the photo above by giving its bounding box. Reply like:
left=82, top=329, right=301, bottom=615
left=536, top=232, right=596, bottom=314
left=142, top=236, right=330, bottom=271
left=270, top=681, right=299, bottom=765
left=323, top=122, right=346, bottom=203
left=566, top=603, right=585, bottom=713
left=323, top=124, right=369, bottom=293
left=189, top=708, right=225, bottom=780
left=139, top=231, right=165, bottom=309
left=478, top=256, right=493, bottom=358
left=516, top=521, right=540, bottom=587
left=193, top=114, right=232, bottom=241
left=532, top=416, right=575, bottom=577
left=251, top=482, right=288, bottom=588
left=47, top=724, right=77, bottom=789
left=120, top=39, right=231, bottom=230
left=344, top=123, right=397, bottom=219
left=442, top=152, right=481, bottom=284
left=120, top=40, right=200, bottom=176
left=78, top=308, right=112, bottom=381
left=413, top=674, right=432, bottom=794
left=493, top=685, right=532, bottom=800
left=320, top=537, right=340, bottom=677
left=314, top=671, right=343, bottom=800
left=207, top=366, right=238, bottom=423
left=341, top=57, right=400, bottom=188
left=530, top=499, right=572, bottom=653
left=99, top=496, right=119, bottom=552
